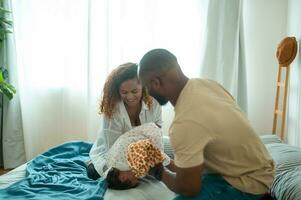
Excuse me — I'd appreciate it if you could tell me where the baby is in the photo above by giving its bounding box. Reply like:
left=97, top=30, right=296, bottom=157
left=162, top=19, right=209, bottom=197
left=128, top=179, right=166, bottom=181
left=104, top=123, right=172, bottom=190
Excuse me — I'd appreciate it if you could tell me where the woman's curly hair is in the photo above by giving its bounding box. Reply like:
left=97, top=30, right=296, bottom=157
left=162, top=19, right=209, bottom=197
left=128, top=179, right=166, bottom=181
left=99, top=63, right=153, bottom=119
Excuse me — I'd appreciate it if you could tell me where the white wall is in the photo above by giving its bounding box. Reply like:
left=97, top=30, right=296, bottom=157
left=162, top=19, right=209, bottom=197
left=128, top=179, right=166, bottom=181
left=243, top=0, right=288, bottom=134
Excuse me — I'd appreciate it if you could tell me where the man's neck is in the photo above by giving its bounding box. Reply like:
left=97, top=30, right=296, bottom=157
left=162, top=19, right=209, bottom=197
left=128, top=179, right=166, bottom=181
left=170, top=76, right=189, bottom=106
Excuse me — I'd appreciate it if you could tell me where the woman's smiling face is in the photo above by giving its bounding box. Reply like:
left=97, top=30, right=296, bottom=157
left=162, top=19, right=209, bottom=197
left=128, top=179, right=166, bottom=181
left=119, top=78, right=143, bottom=108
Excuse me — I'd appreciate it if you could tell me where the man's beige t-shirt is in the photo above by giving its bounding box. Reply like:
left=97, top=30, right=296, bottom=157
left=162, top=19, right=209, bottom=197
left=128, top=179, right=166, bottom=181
left=169, top=79, right=275, bottom=195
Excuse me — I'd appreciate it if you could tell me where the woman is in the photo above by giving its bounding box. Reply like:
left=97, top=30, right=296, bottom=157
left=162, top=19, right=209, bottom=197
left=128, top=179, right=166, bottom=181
left=87, top=63, right=162, bottom=180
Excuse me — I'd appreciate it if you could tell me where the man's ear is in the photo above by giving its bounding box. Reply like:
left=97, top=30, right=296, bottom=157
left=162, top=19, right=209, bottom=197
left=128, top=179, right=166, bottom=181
left=150, top=77, right=161, bottom=90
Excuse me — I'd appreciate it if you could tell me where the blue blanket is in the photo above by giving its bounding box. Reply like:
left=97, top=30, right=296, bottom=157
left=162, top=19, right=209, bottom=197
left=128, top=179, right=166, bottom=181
left=0, top=141, right=107, bottom=200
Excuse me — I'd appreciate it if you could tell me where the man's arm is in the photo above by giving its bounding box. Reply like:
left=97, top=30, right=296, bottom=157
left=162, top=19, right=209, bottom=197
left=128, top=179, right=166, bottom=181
left=165, top=160, right=176, bottom=172
left=156, top=120, right=210, bottom=196
left=150, top=163, right=204, bottom=197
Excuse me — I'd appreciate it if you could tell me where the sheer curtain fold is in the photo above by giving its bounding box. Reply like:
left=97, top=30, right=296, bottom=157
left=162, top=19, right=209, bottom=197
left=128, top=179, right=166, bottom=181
left=11, top=0, right=205, bottom=160
left=1, top=0, right=26, bottom=168
left=200, top=0, right=248, bottom=113
left=286, top=0, right=301, bottom=147
left=287, top=62, right=301, bottom=146
left=12, top=0, right=95, bottom=160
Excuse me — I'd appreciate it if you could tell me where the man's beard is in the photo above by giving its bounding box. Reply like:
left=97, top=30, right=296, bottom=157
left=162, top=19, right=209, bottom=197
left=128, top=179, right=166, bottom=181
left=153, top=94, right=168, bottom=105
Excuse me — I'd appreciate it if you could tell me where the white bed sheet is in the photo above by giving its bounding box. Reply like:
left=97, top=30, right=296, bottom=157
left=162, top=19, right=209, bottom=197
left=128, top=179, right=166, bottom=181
left=105, top=175, right=175, bottom=200
left=0, top=163, right=27, bottom=189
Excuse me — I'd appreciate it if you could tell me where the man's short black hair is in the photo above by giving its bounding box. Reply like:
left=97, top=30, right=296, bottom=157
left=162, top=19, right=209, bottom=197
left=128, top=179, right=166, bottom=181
left=139, top=49, right=178, bottom=74
left=106, top=168, right=138, bottom=190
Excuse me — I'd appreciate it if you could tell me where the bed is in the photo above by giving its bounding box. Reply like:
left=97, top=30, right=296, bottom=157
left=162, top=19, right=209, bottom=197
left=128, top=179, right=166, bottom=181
left=0, top=135, right=300, bottom=200
left=0, top=141, right=175, bottom=200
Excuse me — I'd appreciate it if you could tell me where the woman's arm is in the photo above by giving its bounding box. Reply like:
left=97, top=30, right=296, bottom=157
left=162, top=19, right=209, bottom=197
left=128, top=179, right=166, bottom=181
left=102, top=114, right=124, bottom=148
left=89, top=113, right=124, bottom=175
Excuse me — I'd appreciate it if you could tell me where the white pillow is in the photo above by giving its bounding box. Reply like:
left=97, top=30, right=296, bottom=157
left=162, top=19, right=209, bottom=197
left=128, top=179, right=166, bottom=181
left=266, top=143, right=301, bottom=200
left=266, top=143, right=301, bottom=173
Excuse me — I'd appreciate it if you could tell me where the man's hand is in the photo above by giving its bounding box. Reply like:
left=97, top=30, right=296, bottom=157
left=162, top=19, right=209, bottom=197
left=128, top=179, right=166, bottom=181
left=166, top=160, right=177, bottom=172
left=161, top=163, right=203, bottom=197
left=149, top=162, right=203, bottom=197
left=148, top=163, right=164, bottom=181
left=170, top=164, right=203, bottom=197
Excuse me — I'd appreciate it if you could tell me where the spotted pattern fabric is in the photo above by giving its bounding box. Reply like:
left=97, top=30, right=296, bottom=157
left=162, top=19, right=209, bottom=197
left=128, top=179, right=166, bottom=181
left=104, top=123, right=170, bottom=177
left=127, top=139, right=164, bottom=177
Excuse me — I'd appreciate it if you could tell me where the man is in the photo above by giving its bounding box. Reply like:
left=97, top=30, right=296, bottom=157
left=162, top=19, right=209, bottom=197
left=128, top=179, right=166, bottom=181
left=138, top=49, right=275, bottom=200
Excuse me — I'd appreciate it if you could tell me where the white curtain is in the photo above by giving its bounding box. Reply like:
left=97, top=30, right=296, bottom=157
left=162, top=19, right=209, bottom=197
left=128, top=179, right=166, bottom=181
left=12, top=0, right=93, bottom=161
left=11, top=0, right=206, bottom=160
left=1, top=0, right=26, bottom=168
left=287, top=57, right=301, bottom=146
left=286, top=0, right=301, bottom=147
left=200, top=0, right=248, bottom=113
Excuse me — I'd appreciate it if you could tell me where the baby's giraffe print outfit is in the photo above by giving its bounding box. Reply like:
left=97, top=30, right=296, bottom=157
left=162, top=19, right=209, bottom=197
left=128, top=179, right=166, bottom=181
left=127, top=138, right=165, bottom=177
left=105, top=123, right=170, bottom=177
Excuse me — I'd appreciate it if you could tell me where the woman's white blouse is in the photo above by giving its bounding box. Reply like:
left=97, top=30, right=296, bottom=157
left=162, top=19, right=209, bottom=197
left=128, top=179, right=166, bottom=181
left=89, top=100, right=162, bottom=176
